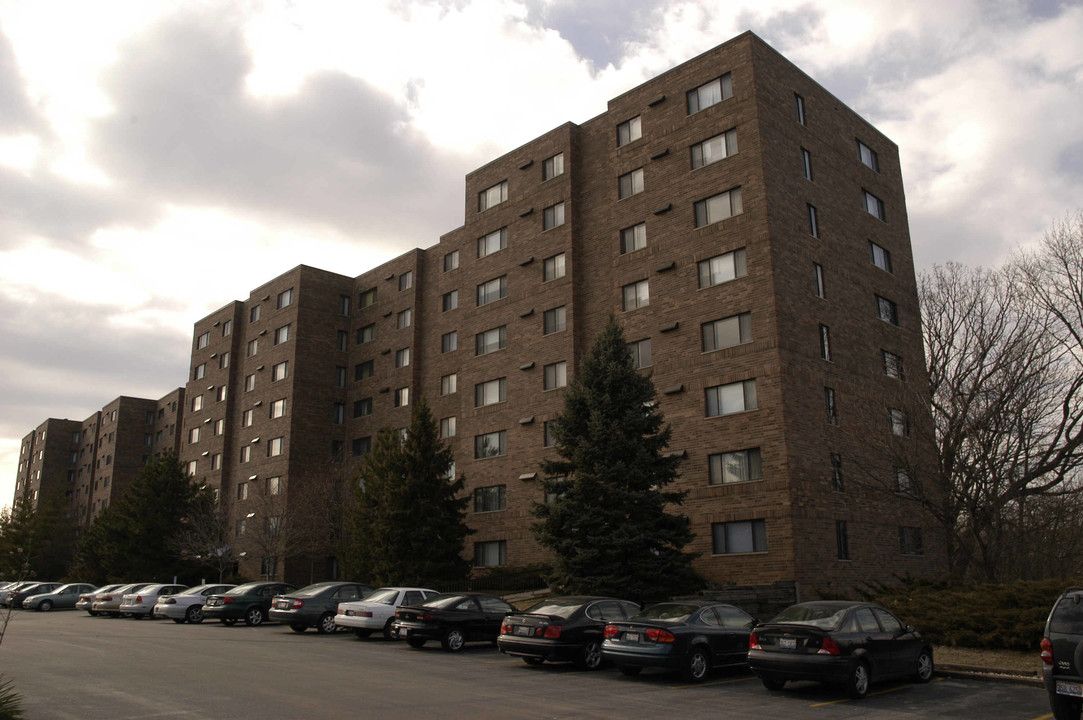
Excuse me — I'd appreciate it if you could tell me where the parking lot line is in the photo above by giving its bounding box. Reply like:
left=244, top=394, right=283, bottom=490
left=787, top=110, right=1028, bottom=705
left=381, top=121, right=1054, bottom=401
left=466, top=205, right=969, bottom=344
left=809, top=682, right=922, bottom=707
left=668, top=676, right=757, bottom=690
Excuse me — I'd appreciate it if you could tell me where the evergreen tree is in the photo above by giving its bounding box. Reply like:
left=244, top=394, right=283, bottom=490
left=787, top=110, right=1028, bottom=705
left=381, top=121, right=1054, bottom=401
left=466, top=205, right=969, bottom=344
left=532, top=317, right=701, bottom=601
left=0, top=486, right=76, bottom=581
left=343, top=397, right=472, bottom=586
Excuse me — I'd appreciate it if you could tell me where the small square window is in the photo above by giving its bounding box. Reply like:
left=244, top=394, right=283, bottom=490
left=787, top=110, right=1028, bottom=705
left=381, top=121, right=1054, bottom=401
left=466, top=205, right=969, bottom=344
left=478, top=228, right=507, bottom=258
left=543, top=202, right=565, bottom=230
left=196, top=332, right=210, bottom=349
left=440, top=416, right=457, bottom=439
left=271, top=398, right=287, bottom=418
left=889, top=408, right=909, bottom=437
left=876, top=295, right=899, bottom=325
left=620, top=223, right=646, bottom=254
left=394, top=387, right=409, bottom=408
left=357, top=324, right=374, bottom=344
left=250, top=305, right=261, bottom=323
left=444, top=250, right=459, bottom=272
left=441, top=331, right=458, bottom=353
left=543, top=306, right=566, bottom=335
left=543, top=361, right=567, bottom=390
left=622, top=280, right=649, bottom=311
left=274, top=324, right=290, bottom=345
left=883, top=350, right=905, bottom=380
left=543, top=153, right=564, bottom=180
left=474, top=378, right=506, bottom=407
left=359, top=288, right=377, bottom=308
left=617, top=116, right=641, bottom=146
left=277, top=288, right=293, bottom=309
left=618, top=168, right=644, bottom=199
left=631, top=338, right=652, bottom=369
left=441, top=373, right=458, bottom=396
left=475, top=326, right=506, bottom=356
left=543, top=253, right=565, bottom=282
left=863, top=190, right=886, bottom=221
left=442, top=290, right=458, bottom=312
left=858, top=140, right=880, bottom=172
left=869, top=241, right=893, bottom=272
left=477, top=276, right=508, bottom=306
left=353, top=397, right=373, bottom=418
left=271, top=361, right=288, bottom=381
left=473, top=485, right=506, bottom=512
left=398, top=271, right=413, bottom=291
left=397, top=308, right=412, bottom=328
left=395, top=347, right=411, bottom=368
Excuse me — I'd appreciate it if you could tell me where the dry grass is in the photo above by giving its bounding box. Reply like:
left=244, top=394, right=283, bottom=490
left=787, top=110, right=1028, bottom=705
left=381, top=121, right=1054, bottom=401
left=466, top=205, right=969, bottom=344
left=934, top=645, right=1041, bottom=675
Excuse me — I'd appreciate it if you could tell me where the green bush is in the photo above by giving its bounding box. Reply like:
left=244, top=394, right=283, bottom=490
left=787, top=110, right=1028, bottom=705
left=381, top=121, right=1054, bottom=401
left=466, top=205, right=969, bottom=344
left=869, top=578, right=1080, bottom=651
left=0, top=674, right=23, bottom=720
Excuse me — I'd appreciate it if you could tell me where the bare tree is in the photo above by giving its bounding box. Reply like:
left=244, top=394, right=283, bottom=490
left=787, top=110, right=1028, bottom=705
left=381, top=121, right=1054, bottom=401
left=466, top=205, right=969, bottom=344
left=174, top=491, right=235, bottom=583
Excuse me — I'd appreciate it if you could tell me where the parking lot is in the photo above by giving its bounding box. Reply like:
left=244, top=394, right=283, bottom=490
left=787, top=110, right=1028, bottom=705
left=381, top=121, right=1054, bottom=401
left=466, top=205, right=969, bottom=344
left=0, top=611, right=1052, bottom=719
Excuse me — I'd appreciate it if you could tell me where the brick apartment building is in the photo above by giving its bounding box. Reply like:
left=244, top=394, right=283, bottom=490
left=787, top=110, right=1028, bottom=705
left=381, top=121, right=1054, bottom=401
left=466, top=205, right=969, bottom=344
left=15, top=32, right=946, bottom=597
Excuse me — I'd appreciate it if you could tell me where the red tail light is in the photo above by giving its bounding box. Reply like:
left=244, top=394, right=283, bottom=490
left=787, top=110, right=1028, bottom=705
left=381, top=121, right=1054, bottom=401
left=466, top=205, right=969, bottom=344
left=604, top=624, right=619, bottom=639
left=1041, top=637, right=1054, bottom=665
left=222, top=597, right=234, bottom=604
left=500, top=619, right=511, bottom=634
left=418, top=612, right=435, bottom=621
left=749, top=632, right=760, bottom=650
left=290, top=599, right=304, bottom=610
left=817, top=637, right=841, bottom=655
left=135, top=596, right=143, bottom=603
left=543, top=625, right=562, bottom=639
left=102, top=596, right=113, bottom=601
left=645, top=628, right=676, bottom=643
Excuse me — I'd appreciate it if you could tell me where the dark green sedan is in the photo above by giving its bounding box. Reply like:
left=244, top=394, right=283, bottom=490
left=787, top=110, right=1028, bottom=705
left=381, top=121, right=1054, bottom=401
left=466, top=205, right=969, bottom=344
left=202, top=581, right=296, bottom=627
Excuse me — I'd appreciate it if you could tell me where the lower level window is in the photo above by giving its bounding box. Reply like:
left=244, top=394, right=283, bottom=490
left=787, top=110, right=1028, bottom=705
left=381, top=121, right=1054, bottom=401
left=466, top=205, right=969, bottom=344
left=474, top=485, right=506, bottom=513
left=712, top=519, right=766, bottom=554
left=708, top=448, right=761, bottom=485
left=474, top=540, right=506, bottom=567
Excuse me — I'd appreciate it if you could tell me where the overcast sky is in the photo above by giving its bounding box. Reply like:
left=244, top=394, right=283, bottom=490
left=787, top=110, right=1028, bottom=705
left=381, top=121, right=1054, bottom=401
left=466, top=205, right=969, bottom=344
left=2, top=0, right=1081, bottom=511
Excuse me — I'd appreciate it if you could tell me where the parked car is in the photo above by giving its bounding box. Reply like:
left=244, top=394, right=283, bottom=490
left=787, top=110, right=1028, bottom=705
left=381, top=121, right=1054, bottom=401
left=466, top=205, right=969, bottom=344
left=392, top=592, right=515, bottom=651
left=1041, top=587, right=1083, bottom=719
left=0, top=582, right=37, bottom=606
left=600, top=600, right=756, bottom=682
left=268, top=581, right=373, bottom=634
left=499, top=596, right=640, bottom=670
left=748, top=601, right=934, bottom=699
left=202, top=581, right=296, bottom=627
left=78, top=584, right=124, bottom=614
left=22, top=583, right=98, bottom=611
left=337, top=587, right=440, bottom=639
left=118, top=583, right=188, bottom=619
left=92, top=583, right=153, bottom=617
left=4, top=582, right=62, bottom=609
left=153, top=584, right=236, bottom=624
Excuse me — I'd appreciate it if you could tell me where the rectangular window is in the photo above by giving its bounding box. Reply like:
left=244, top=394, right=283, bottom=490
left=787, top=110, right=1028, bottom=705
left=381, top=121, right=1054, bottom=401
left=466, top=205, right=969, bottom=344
left=242, top=409, right=254, bottom=427
left=883, top=350, right=905, bottom=380
left=240, top=445, right=251, bottom=463
left=819, top=324, right=831, bottom=361
left=708, top=448, right=762, bottom=485
left=394, top=387, right=409, bottom=407
left=475, top=326, right=507, bottom=356
left=443, top=250, right=459, bottom=272
left=397, top=308, right=412, bottom=328
left=695, top=188, right=743, bottom=227
left=698, top=248, right=748, bottom=289
left=889, top=408, right=909, bottom=437
left=222, top=319, right=232, bottom=336
left=807, top=204, right=819, bottom=238
left=270, top=398, right=287, bottom=419
left=543, top=253, right=565, bottom=282
left=352, top=437, right=372, bottom=457
left=474, top=485, right=506, bottom=513
left=335, top=366, right=347, bottom=388
left=338, top=294, right=350, bottom=316
left=543, top=152, right=564, bottom=180
left=214, top=419, right=225, bottom=436
left=474, top=540, right=506, bottom=567
left=543, top=306, right=567, bottom=334
left=268, top=437, right=284, bottom=457
left=825, top=387, right=838, bottom=425
left=245, top=374, right=256, bottom=392
left=478, top=180, right=508, bottom=211
left=701, top=312, right=752, bottom=352
left=359, top=287, right=377, bottom=308
left=712, top=519, right=767, bottom=554
left=442, top=290, right=458, bottom=312
left=544, top=361, right=567, bottom=390
left=237, top=481, right=248, bottom=500
left=832, top=453, right=844, bottom=491
left=876, top=295, right=899, bottom=325
left=543, top=202, right=565, bottom=230
left=543, top=421, right=556, bottom=447
left=440, top=416, right=457, bottom=439
left=398, top=270, right=413, bottom=291
left=687, top=73, right=732, bottom=114
left=795, top=93, right=806, bottom=125
left=355, top=360, right=374, bottom=381
left=863, top=190, right=886, bottom=221
left=194, top=363, right=206, bottom=380
left=396, top=347, right=411, bottom=368
left=477, top=276, right=508, bottom=306
left=188, top=427, right=201, bottom=444
left=357, top=324, right=374, bottom=344
left=477, top=227, right=507, bottom=258
left=801, top=147, right=813, bottom=180
left=267, top=476, right=282, bottom=495
left=620, top=223, right=646, bottom=254
left=271, top=361, right=288, bottom=381
left=814, top=263, right=825, bottom=298
left=219, top=352, right=230, bottom=370
left=337, top=330, right=348, bottom=352
left=441, top=332, right=457, bottom=353
left=858, top=140, right=880, bottom=171
left=690, top=129, right=738, bottom=170
left=474, top=430, right=506, bottom=459
left=211, top=453, right=222, bottom=471
left=216, top=386, right=227, bottom=402
left=616, top=116, right=641, bottom=146
left=277, top=288, right=293, bottom=309
left=836, top=521, right=850, bottom=560
left=622, top=280, right=649, bottom=311
left=353, top=397, right=373, bottom=418
left=869, top=241, right=892, bottom=272
left=196, top=332, right=210, bottom=349
left=440, top=373, right=457, bottom=396
left=274, top=324, right=290, bottom=345
left=247, top=339, right=258, bottom=357
left=705, top=379, right=757, bottom=417
left=895, top=466, right=915, bottom=496
left=191, top=395, right=204, bottom=412
left=899, top=526, right=924, bottom=555
left=631, top=338, right=652, bottom=369
left=250, top=305, right=261, bottom=323
left=618, top=168, right=644, bottom=198
left=474, top=378, right=506, bottom=407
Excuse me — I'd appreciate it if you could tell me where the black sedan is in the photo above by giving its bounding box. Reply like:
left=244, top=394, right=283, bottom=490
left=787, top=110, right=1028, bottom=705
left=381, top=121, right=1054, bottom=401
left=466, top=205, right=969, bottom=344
left=202, top=581, right=296, bottom=627
left=600, top=600, right=757, bottom=682
left=269, top=581, right=373, bottom=633
left=392, top=592, right=515, bottom=652
left=747, top=601, right=934, bottom=699
left=498, top=596, right=640, bottom=670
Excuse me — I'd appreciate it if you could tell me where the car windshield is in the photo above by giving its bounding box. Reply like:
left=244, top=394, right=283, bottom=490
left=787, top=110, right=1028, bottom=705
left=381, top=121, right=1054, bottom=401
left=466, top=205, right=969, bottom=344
left=523, top=598, right=588, bottom=619
left=422, top=594, right=468, bottom=609
left=633, top=603, right=699, bottom=622
left=293, top=584, right=338, bottom=597
left=771, top=604, right=850, bottom=629
left=365, top=588, right=400, bottom=605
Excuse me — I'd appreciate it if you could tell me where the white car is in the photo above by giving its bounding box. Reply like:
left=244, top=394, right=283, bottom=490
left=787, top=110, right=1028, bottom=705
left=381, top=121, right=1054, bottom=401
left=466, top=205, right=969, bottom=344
left=118, top=583, right=188, bottom=618
left=153, top=584, right=236, bottom=624
left=336, top=587, right=439, bottom=639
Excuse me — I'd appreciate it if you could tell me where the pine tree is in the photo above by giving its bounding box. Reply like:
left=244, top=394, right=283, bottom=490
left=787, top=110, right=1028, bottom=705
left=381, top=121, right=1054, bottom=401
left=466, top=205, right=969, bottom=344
left=343, top=397, right=472, bottom=586
left=532, top=317, right=701, bottom=601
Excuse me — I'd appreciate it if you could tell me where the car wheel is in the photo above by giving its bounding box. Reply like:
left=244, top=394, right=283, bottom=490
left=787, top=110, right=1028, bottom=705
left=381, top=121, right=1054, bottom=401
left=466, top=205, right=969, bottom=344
left=523, top=657, right=545, bottom=666
left=186, top=605, right=203, bottom=624
left=762, top=677, right=786, bottom=691
left=355, top=629, right=373, bottom=639
left=39, top=600, right=53, bottom=612
left=682, top=646, right=711, bottom=683
left=574, top=640, right=603, bottom=671
left=222, top=618, right=237, bottom=626
left=619, top=666, right=642, bottom=677
left=845, top=660, right=870, bottom=699
left=406, top=637, right=426, bottom=648
left=1050, top=692, right=1083, bottom=720
left=244, top=606, right=265, bottom=627
left=442, top=628, right=466, bottom=652
left=290, top=624, right=308, bottom=633
left=172, top=618, right=186, bottom=624
left=317, top=613, right=336, bottom=635
left=914, top=649, right=934, bottom=683
left=382, top=618, right=395, bottom=640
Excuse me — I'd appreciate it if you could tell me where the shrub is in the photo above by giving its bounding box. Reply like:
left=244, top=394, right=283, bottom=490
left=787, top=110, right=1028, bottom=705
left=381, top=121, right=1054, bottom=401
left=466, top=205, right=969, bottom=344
left=0, top=674, right=23, bottom=720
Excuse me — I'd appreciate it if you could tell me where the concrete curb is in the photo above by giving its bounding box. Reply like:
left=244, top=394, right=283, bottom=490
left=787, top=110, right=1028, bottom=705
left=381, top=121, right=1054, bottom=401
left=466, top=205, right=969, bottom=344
left=937, top=663, right=1044, bottom=688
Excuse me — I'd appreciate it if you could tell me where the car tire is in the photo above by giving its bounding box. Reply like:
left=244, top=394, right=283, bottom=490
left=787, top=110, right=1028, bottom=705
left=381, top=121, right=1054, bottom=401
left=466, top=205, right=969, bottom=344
left=244, top=606, right=265, bottom=627
left=682, top=646, right=711, bottom=683
left=355, top=629, right=373, bottom=639
left=39, top=600, right=53, bottom=612
left=1050, top=692, right=1083, bottom=720
left=382, top=618, right=395, bottom=640
left=186, top=605, right=203, bottom=624
left=222, top=618, right=237, bottom=626
left=523, top=657, right=545, bottom=666
left=172, top=618, right=186, bottom=624
left=845, top=660, right=870, bottom=699
left=317, top=613, right=336, bottom=634
left=442, top=629, right=466, bottom=652
left=762, top=677, right=786, bottom=691
left=914, top=649, right=934, bottom=683
left=406, top=637, right=426, bottom=648
left=619, top=666, right=642, bottom=677
left=291, top=624, right=308, bottom=633
left=574, top=640, right=603, bottom=671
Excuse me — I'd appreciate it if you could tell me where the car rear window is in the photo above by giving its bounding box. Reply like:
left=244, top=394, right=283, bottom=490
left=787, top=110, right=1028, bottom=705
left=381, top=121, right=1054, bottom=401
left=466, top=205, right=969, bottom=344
left=772, top=604, right=850, bottom=629
left=1051, top=595, right=1083, bottom=635
left=524, top=599, right=583, bottom=619
left=634, top=603, right=699, bottom=622
left=365, top=589, right=400, bottom=604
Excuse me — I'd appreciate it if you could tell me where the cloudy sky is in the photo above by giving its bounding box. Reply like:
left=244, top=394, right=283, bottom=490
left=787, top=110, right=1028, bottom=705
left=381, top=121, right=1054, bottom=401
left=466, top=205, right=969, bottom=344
left=1, top=0, right=1081, bottom=510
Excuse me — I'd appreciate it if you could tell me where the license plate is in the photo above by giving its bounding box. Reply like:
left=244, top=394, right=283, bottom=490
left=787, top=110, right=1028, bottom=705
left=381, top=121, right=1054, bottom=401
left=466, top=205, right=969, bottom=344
left=1057, top=680, right=1083, bottom=697
left=779, top=637, right=797, bottom=650
left=624, top=632, right=639, bottom=643
left=275, top=601, right=288, bottom=609
left=514, top=625, right=532, bottom=637
left=399, top=627, right=408, bottom=637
